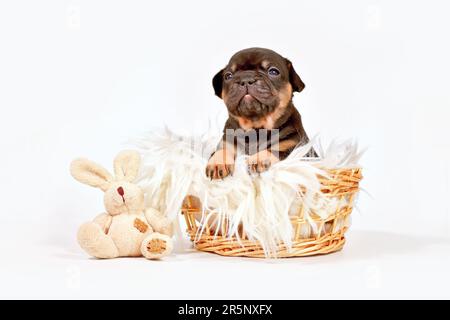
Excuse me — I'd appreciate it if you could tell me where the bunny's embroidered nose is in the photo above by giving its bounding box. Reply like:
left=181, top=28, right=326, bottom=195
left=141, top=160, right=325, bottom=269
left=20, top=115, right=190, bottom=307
left=117, top=187, right=124, bottom=196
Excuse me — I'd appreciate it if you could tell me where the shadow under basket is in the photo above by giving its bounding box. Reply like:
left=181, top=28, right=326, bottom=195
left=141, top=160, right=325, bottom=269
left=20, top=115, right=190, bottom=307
left=181, top=168, right=363, bottom=258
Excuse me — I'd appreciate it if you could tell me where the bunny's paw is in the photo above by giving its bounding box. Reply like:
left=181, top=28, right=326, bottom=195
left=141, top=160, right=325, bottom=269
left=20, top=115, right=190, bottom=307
left=77, top=222, right=119, bottom=259
left=141, top=233, right=173, bottom=260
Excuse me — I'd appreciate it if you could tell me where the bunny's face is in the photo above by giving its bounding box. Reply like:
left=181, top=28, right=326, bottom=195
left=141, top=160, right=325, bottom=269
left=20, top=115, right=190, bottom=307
left=104, top=181, right=144, bottom=215
left=71, top=150, right=145, bottom=216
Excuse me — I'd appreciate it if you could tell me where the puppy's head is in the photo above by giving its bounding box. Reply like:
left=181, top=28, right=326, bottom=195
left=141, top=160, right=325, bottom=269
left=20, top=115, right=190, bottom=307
left=213, top=47, right=305, bottom=123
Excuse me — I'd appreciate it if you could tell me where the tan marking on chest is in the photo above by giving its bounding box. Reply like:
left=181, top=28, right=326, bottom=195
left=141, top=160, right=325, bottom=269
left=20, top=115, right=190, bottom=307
left=272, top=137, right=299, bottom=152
left=236, top=117, right=260, bottom=130
left=234, top=112, right=277, bottom=130
left=134, top=218, right=149, bottom=233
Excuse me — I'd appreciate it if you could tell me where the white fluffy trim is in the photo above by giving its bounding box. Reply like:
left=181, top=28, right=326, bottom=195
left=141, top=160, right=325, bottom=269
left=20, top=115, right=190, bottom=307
left=133, top=128, right=363, bottom=257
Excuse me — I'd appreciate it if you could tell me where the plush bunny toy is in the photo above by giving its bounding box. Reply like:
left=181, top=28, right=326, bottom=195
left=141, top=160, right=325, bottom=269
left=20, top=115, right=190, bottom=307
left=70, top=150, right=173, bottom=259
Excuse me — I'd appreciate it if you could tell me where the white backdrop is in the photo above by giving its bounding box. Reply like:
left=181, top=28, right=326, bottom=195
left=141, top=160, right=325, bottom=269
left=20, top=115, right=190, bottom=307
left=1, top=0, right=449, bottom=299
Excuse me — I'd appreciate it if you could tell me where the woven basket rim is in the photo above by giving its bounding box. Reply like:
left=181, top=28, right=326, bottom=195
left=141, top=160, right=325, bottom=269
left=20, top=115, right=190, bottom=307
left=181, top=167, right=362, bottom=258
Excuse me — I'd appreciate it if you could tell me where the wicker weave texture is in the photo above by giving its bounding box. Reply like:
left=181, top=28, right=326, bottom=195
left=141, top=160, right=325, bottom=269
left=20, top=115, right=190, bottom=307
left=181, top=168, right=362, bottom=258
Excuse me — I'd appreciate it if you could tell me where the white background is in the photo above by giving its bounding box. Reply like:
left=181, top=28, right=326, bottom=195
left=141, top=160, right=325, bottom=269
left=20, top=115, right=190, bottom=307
left=0, top=0, right=449, bottom=299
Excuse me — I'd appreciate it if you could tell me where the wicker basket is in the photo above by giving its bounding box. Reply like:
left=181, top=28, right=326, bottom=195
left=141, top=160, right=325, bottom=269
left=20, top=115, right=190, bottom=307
left=181, top=168, right=362, bottom=258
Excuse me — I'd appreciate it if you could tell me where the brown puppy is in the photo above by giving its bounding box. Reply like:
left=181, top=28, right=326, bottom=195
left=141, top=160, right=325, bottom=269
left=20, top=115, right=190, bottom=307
left=206, top=47, right=314, bottom=179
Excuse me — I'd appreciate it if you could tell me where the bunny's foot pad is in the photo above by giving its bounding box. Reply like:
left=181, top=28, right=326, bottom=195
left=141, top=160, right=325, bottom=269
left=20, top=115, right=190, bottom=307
left=141, top=233, right=173, bottom=259
left=147, top=239, right=166, bottom=253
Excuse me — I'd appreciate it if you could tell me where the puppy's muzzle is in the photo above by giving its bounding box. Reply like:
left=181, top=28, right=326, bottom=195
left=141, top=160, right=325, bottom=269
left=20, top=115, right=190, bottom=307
left=238, top=76, right=256, bottom=87
left=235, top=70, right=257, bottom=88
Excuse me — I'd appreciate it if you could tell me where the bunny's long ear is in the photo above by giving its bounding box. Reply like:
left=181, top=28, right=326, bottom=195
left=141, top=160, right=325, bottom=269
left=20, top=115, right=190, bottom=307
left=113, top=150, right=141, bottom=182
left=70, top=158, right=113, bottom=191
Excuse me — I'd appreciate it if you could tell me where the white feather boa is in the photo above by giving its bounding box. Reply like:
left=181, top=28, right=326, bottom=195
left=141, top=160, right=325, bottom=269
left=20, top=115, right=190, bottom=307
left=133, top=128, right=363, bottom=256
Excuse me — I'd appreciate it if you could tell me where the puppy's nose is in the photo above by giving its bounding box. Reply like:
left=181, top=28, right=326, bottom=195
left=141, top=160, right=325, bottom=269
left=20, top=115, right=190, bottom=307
left=117, top=187, right=124, bottom=196
left=239, top=77, right=256, bottom=86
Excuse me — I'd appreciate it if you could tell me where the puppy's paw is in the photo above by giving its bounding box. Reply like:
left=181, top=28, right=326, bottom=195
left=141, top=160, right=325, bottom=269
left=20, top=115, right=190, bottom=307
left=206, top=149, right=235, bottom=179
left=247, top=150, right=279, bottom=174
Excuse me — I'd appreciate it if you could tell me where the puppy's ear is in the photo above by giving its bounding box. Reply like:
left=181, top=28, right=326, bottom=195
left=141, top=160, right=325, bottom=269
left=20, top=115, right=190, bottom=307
left=212, top=68, right=224, bottom=98
left=285, top=58, right=305, bottom=93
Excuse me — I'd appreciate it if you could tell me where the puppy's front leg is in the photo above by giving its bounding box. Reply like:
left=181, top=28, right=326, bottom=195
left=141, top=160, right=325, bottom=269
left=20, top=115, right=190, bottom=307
left=206, top=140, right=236, bottom=180
left=247, top=149, right=280, bottom=174
left=246, top=136, right=300, bottom=173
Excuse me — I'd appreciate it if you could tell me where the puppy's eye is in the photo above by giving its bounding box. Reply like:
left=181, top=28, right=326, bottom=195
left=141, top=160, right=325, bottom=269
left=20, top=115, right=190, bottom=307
left=224, top=72, right=233, bottom=81
left=268, top=67, right=280, bottom=76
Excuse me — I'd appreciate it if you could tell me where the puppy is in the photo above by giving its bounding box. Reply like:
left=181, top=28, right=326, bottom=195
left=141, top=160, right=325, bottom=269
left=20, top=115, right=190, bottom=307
left=206, top=47, right=314, bottom=179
